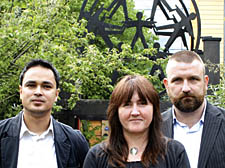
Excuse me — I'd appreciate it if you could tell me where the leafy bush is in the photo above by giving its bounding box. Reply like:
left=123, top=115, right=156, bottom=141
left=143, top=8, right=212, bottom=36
left=207, top=65, right=225, bottom=108
left=0, top=0, right=160, bottom=119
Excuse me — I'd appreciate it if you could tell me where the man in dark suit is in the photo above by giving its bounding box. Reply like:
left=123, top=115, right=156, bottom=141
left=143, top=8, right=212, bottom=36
left=162, top=50, right=225, bottom=168
left=0, top=59, right=89, bottom=168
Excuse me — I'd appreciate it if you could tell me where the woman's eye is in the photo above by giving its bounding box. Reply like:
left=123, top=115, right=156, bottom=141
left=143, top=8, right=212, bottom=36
left=123, top=102, right=131, bottom=107
left=138, top=101, right=147, bottom=105
left=141, top=101, right=147, bottom=105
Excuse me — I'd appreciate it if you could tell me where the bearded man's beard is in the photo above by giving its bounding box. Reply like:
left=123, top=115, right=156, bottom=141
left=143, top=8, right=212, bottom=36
left=171, top=92, right=205, bottom=113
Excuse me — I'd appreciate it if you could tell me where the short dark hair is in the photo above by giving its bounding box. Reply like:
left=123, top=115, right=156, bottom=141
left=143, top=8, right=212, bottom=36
left=166, top=50, right=205, bottom=75
left=19, top=59, right=60, bottom=88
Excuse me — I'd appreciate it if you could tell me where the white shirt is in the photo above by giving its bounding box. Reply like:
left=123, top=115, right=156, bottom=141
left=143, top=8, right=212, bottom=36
left=17, top=114, right=58, bottom=168
left=172, top=100, right=207, bottom=168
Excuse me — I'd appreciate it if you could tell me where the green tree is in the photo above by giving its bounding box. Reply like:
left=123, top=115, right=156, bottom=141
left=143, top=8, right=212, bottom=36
left=207, top=64, right=225, bottom=108
left=0, top=0, right=160, bottom=119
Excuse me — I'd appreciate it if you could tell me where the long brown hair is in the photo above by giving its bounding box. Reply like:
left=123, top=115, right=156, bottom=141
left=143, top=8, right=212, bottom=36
left=105, top=75, right=166, bottom=167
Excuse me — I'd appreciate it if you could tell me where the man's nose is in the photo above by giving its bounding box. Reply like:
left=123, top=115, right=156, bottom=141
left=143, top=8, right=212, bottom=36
left=34, top=86, right=42, bottom=96
left=182, top=80, right=191, bottom=93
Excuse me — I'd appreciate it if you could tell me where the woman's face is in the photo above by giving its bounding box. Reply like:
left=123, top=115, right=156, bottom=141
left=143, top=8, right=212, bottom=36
left=118, top=91, right=153, bottom=136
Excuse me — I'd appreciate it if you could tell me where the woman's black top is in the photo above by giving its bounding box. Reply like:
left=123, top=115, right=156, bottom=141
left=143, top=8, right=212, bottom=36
left=83, top=138, right=190, bottom=168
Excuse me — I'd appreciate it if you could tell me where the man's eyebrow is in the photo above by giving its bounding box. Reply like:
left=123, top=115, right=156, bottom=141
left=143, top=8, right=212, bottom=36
left=24, top=80, right=36, bottom=85
left=190, top=75, right=201, bottom=79
left=42, top=81, right=54, bottom=85
left=24, top=80, right=54, bottom=85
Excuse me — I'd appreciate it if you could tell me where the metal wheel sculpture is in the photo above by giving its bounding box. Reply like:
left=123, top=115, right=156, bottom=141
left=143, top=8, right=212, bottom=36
left=149, top=0, right=201, bottom=53
left=78, top=0, right=201, bottom=96
left=78, top=0, right=201, bottom=53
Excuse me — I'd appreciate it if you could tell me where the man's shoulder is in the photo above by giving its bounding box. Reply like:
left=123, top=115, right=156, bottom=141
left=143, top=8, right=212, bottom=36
left=0, top=117, right=11, bottom=125
left=53, top=119, right=83, bottom=136
left=161, top=107, right=172, bottom=120
left=53, top=118, right=87, bottom=143
left=0, top=118, right=11, bottom=132
left=215, top=105, right=225, bottom=117
left=206, top=103, right=225, bottom=118
left=0, top=113, right=20, bottom=129
left=167, top=138, right=186, bottom=153
left=0, top=113, right=21, bottom=138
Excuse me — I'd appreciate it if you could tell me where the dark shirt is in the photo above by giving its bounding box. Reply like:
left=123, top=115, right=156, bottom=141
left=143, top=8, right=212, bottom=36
left=125, top=161, right=145, bottom=168
left=83, top=138, right=190, bottom=168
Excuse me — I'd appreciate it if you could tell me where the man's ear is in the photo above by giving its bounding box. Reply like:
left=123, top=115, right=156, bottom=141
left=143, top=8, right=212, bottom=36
left=19, top=85, right=22, bottom=99
left=55, top=88, right=60, bottom=102
left=163, top=78, right=168, bottom=89
left=204, top=75, right=209, bottom=90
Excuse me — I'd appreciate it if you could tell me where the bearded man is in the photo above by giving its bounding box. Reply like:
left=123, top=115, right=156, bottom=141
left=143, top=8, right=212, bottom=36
left=162, top=50, right=225, bottom=168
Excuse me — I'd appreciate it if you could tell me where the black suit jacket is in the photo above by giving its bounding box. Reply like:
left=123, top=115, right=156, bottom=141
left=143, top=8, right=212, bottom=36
left=161, top=102, right=225, bottom=168
left=0, top=112, right=89, bottom=168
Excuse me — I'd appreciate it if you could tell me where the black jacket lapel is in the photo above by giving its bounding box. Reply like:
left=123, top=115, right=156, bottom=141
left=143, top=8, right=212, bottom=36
left=53, top=119, right=71, bottom=168
left=197, top=103, right=223, bottom=168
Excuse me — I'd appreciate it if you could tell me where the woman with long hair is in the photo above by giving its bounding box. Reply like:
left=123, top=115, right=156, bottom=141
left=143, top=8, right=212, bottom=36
left=83, top=75, right=190, bottom=168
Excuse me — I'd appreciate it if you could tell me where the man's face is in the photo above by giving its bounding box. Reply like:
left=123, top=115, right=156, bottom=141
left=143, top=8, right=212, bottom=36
left=163, top=60, right=209, bottom=113
left=19, top=66, right=59, bottom=116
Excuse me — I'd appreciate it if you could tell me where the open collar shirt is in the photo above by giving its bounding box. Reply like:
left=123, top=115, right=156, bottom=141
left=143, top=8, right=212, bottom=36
left=17, top=113, right=58, bottom=168
left=172, top=99, right=207, bottom=168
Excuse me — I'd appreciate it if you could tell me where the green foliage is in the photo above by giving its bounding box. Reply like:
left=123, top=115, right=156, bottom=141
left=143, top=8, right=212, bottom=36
left=0, top=0, right=160, bottom=119
left=207, top=65, right=225, bottom=108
